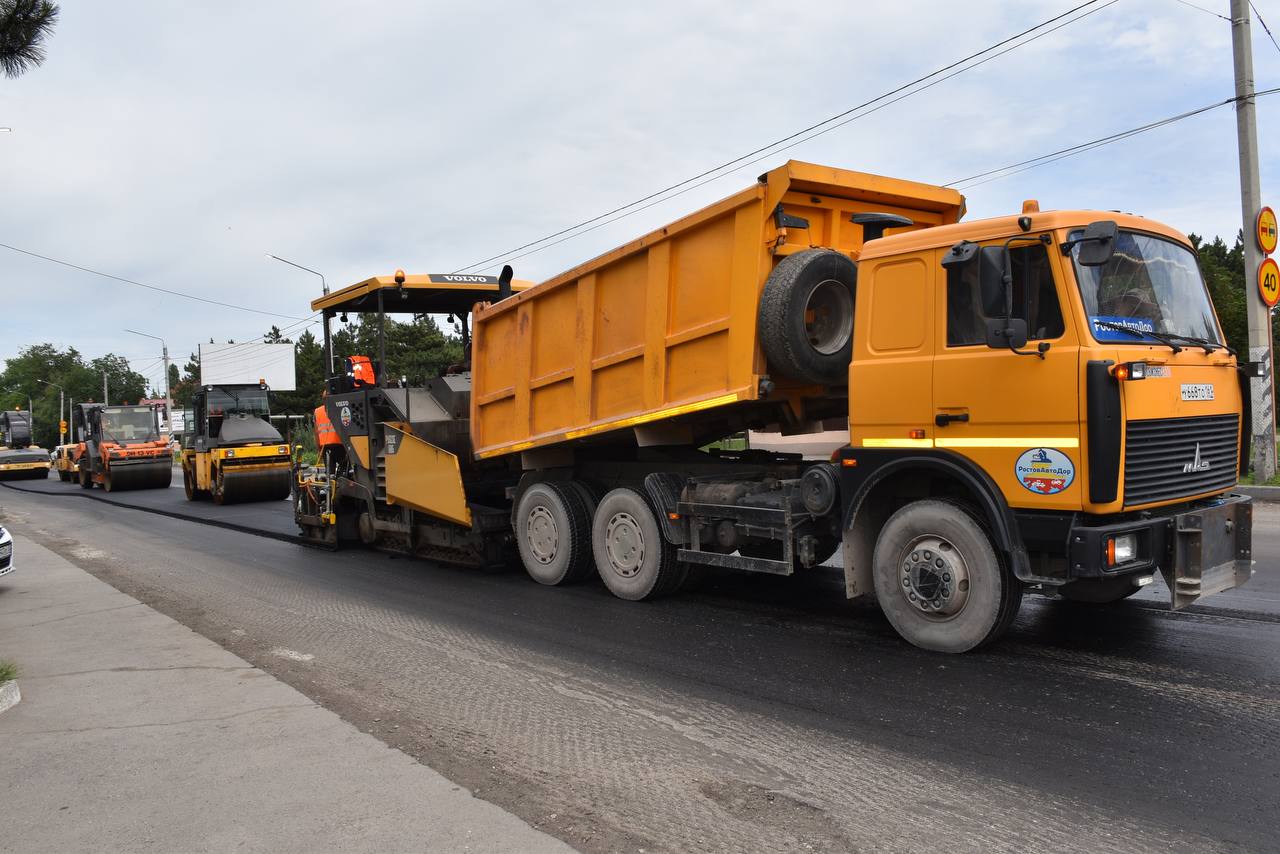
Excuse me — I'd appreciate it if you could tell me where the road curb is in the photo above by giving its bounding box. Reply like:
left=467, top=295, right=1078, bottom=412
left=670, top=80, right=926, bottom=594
left=0, top=680, right=20, bottom=714
left=1236, top=485, right=1280, bottom=502
left=0, top=481, right=306, bottom=546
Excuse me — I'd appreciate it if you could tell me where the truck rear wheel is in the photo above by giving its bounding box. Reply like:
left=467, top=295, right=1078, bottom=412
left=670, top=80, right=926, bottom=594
left=591, top=487, right=686, bottom=600
left=757, top=248, right=857, bottom=386
left=872, top=500, right=1021, bottom=653
left=516, top=481, right=593, bottom=586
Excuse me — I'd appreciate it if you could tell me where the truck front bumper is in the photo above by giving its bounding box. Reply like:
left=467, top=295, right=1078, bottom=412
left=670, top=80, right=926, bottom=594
left=1064, top=494, right=1253, bottom=609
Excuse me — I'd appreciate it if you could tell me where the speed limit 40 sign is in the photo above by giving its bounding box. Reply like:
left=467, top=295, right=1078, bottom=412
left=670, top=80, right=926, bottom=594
left=1259, top=256, right=1280, bottom=308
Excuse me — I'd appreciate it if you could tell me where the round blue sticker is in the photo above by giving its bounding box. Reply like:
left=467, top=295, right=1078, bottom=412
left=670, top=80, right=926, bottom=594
left=1014, top=448, right=1075, bottom=495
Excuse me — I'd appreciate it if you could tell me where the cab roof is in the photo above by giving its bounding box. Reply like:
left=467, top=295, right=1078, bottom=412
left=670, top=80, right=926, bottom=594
left=312, top=273, right=535, bottom=315
left=856, top=209, right=1192, bottom=261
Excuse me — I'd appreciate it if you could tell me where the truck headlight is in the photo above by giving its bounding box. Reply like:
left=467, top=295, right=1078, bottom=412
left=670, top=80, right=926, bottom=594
left=1107, top=533, right=1138, bottom=566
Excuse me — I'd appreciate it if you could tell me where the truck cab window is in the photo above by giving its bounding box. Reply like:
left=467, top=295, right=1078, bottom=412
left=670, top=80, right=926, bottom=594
left=946, top=243, right=1065, bottom=347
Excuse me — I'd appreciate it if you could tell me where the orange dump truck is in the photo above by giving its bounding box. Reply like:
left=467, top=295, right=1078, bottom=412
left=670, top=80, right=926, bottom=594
left=296, top=160, right=1253, bottom=653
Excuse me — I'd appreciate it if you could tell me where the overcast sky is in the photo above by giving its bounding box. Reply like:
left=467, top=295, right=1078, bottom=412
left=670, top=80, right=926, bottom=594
left=2, top=0, right=1278, bottom=392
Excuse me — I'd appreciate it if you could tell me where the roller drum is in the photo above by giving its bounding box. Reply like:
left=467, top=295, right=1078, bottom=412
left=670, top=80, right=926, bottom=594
left=215, top=466, right=291, bottom=504
left=104, top=459, right=173, bottom=491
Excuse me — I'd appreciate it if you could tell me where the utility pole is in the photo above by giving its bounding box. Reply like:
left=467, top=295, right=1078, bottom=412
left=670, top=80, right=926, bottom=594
left=1232, top=0, right=1277, bottom=480
left=125, top=329, right=173, bottom=435
left=103, top=370, right=108, bottom=405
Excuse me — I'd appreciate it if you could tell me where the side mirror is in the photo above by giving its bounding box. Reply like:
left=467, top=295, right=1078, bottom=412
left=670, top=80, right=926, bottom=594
left=986, top=317, right=1028, bottom=350
left=1076, top=220, right=1118, bottom=266
left=978, top=246, right=1008, bottom=316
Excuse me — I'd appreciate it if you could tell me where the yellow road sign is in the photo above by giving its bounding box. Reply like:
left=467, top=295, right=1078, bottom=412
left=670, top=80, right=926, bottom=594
left=1258, top=206, right=1278, bottom=255
left=1259, top=256, right=1280, bottom=307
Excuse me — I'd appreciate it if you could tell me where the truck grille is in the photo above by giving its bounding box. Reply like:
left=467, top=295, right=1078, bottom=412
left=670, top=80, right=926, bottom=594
left=1123, top=414, right=1239, bottom=506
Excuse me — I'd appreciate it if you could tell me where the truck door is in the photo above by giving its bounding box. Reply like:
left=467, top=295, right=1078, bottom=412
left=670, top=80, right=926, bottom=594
left=931, top=238, right=1082, bottom=509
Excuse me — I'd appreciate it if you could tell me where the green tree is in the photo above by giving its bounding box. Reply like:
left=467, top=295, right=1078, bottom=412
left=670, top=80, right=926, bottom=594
left=170, top=351, right=201, bottom=407
left=331, top=314, right=462, bottom=385
left=0, top=344, right=145, bottom=448
left=90, top=354, right=147, bottom=405
left=0, top=0, right=58, bottom=79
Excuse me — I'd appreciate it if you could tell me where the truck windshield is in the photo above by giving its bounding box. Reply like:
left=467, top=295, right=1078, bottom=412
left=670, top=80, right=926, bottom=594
left=102, top=407, right=159, bottom=442
left=206, top=387, right=270, bottom=417
left=1070, top=230, right=1221, bottom=345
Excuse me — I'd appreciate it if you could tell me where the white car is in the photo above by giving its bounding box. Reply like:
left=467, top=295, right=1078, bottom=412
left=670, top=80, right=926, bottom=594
left=0, top=525, right=12, bottom=577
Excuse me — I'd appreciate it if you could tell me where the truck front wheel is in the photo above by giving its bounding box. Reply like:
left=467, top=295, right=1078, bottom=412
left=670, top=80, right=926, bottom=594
left=516, top=481, right=593, bottom=586
left=591, top=488, right=686, bottom=600
left=872, top=500, right=1021, bottom=653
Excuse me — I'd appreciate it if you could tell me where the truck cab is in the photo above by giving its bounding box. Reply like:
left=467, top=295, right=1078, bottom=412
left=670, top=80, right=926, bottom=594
left=839, top=207, right=1252, bottom=646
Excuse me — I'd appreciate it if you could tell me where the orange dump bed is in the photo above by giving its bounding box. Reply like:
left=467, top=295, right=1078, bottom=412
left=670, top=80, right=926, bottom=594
left=470, top=160, right=964, bottom=460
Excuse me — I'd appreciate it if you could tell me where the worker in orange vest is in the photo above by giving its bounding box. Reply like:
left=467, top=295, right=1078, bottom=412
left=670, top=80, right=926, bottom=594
left=314, top=401, right=340, bottom=450
left=346, top=355, right=376, bottom=388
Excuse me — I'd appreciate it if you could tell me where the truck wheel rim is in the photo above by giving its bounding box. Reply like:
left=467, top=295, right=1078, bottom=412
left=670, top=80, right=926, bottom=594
left=605, top=512, right=644, bottom=578
left=899, top=535, right=970, bottom=619
left=527, top=506, right=558, bottom=565
left=805, top=279, right=854, bottom=355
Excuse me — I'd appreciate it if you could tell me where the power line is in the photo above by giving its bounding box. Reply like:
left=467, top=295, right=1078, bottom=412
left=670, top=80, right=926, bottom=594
left=1252, top=2, right=1280, bottom=54
left=946, top=86, right=1280, bottom=189
left=485, top=0, right=1118, bottom=273
left=449, top=0, right=1113, bottom=274
left=193, top=313, right=321, bottom=366
left=0, top=242, right=306, bottom=320
left=1172, top=0, right=1231, bottom=20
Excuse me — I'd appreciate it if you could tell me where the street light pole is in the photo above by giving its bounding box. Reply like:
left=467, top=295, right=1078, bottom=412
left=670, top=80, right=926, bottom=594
left=1231, top=0, right=1277, bottom=480
left=266, top=254, right=327, bottom=295
left=266, top=252, right=333, bottom=372
left=125, top=329, right=173, bottom=436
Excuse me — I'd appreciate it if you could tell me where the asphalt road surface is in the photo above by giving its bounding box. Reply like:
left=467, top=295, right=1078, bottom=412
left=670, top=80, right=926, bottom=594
left=2, top=476, right=1277, bottom=852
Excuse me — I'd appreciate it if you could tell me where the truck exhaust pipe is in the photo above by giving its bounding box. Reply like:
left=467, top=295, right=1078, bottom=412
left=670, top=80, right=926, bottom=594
left=498, top=265, right=513, bottom=301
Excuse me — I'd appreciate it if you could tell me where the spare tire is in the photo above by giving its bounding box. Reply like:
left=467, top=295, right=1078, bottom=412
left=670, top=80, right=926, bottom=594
left=757, top=248, right=857, bottom=386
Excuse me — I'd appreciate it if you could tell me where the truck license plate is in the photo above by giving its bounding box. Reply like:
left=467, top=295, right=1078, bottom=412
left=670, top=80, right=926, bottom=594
left=1181, top=383, right=1214, bottom=401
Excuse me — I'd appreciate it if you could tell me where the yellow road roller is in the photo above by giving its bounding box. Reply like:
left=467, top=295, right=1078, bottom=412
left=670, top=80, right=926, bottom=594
left=181, top=383, right=291, bottom=504
left=0, top=411, right=51, bottom=481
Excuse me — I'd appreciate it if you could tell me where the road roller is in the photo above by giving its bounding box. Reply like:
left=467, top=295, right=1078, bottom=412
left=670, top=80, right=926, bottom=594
left=181, top=383, right=292, bottom=504
left=75, top=402, right=173, bottom=491
left=52, top=442, right=79, bottom=482
left=0, top=411, right=52, bottom=481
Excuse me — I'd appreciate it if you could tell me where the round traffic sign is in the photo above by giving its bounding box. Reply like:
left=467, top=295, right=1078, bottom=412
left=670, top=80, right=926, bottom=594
left=1258, top=207, right=1278, bottom=255
left=1259, top=257, right=1280, bottom=307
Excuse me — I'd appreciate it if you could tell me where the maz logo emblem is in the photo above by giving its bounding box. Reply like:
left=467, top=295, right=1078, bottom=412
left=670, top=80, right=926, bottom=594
left=1182, top=443, right=1211, bottom=474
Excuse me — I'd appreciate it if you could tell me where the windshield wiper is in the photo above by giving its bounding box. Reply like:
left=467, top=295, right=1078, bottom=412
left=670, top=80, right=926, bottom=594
left=1157, top=332, right=1234, bottom=357
left=1093, top=320, right=1184, bottom=353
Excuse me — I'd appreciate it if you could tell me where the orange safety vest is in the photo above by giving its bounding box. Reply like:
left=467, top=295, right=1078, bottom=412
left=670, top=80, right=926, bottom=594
left=314, top=403, right=340, bottom=447
left=347, top=355, right=376, bottom=387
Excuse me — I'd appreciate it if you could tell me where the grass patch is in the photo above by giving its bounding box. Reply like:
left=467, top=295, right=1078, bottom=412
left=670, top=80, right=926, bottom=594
left=1240, top=470, right=1280, bottom=487
left=0, top=660, right=17, bottom=684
